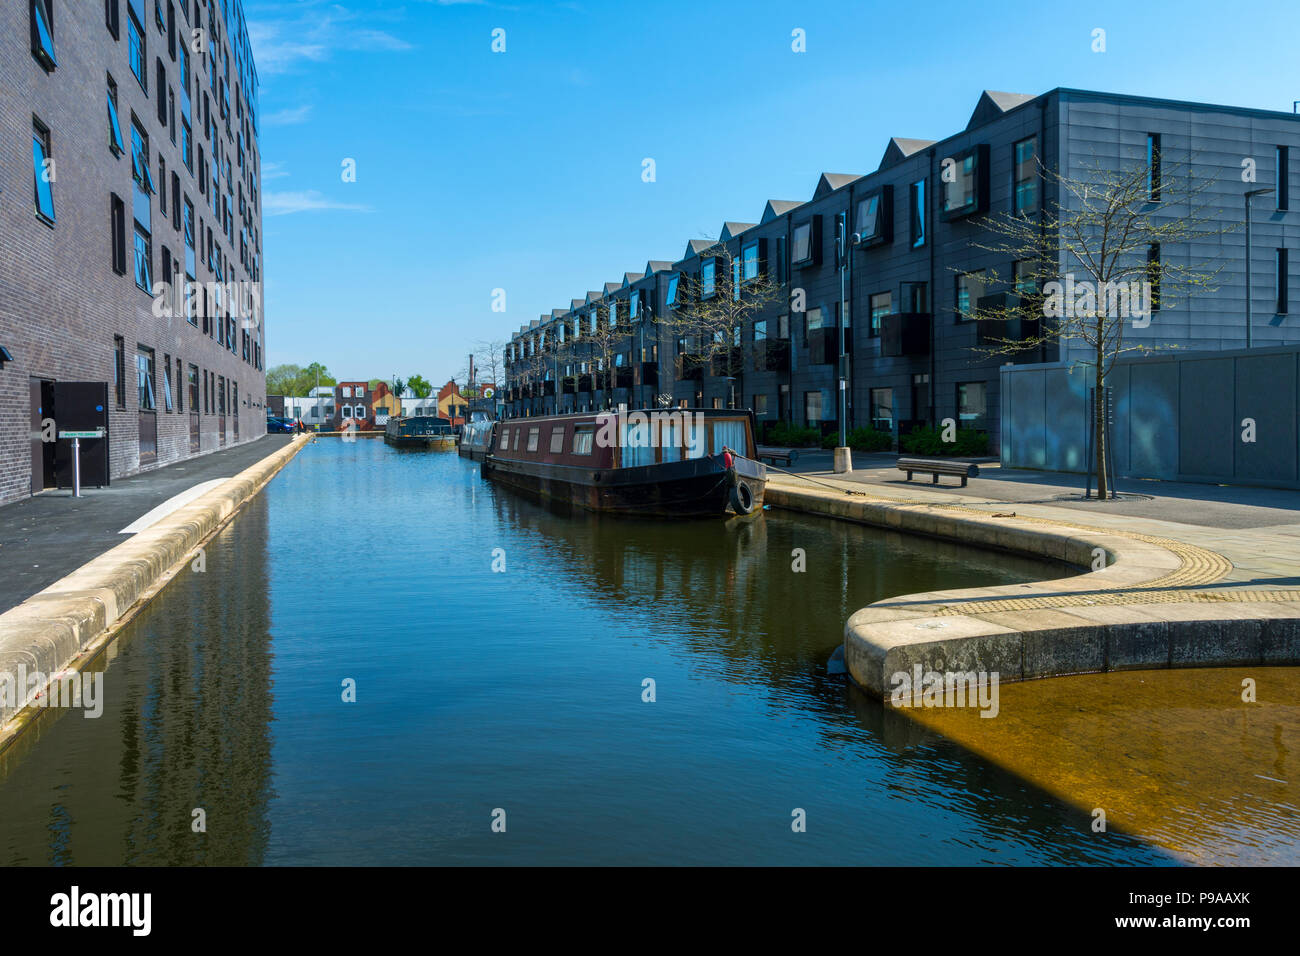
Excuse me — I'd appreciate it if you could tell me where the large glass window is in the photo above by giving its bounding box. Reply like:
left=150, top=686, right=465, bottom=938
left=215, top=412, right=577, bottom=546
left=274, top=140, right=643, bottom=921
left=1013, top=136, right=1038, bottom=215
left=133, top=225, right=152, bottom=292
left=107, top=78, right=126, bottom=155
left=131, top=122, right=155, bottom=194
left=32, top=120, right=55, bottom=224
left=129, top=11, right=146, bottom=89
left=910, top=179, right=926, bottom=247
left=666, top=274, right=680, bottom=307
left=136, top=347, right=156, bottom=410
left=869, top=291, right=892, bottom=337
left=870, top=387, right=894, bottom=432
left=957, top=382, right=987, bottom=425
left=742, top=241, right=760, bottom=280
left=791, top=222, right=813, bottom=265
left=30, top=0, right=57, bottom=69
left=701, top=259, right=717, bottom=298
left=955, top=270, right=984, bottom=321
left=855, top=190, right=887, bottom=245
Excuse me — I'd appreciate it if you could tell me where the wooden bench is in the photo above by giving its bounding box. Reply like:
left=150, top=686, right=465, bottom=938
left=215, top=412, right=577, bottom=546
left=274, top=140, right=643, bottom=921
left=756, top=446, right=800, bottom=467
left=897, top=457, right=979, bottom=487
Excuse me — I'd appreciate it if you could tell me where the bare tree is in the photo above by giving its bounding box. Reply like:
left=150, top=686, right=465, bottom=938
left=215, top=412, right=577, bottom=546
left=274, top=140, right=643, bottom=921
left=970, top=149, right=1229, bottom=498
left=659, top=241, right=782, bottom=408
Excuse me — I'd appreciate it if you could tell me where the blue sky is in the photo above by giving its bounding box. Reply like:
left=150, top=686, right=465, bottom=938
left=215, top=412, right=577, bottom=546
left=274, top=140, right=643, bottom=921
left=248, top=0, right=1300, bottom=386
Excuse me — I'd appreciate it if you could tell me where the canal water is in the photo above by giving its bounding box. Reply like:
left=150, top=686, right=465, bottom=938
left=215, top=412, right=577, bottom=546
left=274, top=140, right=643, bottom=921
left=0, top=437, right=1184, bottom=865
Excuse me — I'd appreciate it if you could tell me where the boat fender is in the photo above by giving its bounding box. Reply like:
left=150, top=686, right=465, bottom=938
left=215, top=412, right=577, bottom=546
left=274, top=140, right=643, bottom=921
left=729, top=478, right=757, bottom=515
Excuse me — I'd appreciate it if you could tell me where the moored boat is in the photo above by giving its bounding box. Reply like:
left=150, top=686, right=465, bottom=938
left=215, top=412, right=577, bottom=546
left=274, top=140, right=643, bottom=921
left=384, top=415, right=457, bottom=449
left=482, top=408, right=766, bottom=518
left=459, top=414, right=497, bottom=462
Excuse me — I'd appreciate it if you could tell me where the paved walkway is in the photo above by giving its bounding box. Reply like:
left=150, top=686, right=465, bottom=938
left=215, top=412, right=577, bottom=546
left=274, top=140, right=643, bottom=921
left=0, top=435, right=293, bottom=615
left=770, top=457, right=1300, bottom=598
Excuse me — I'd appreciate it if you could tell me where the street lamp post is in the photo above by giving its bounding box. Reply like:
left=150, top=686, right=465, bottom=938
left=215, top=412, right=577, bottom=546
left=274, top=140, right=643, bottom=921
left=1245, top=187, right=1275, bottom=349
left=834, top=212, right=860, bottom=473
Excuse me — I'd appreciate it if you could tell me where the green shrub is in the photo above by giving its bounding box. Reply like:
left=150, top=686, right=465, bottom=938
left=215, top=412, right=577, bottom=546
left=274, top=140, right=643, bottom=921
left=765, top=422, right=822, bottom=448
left=847, top=427, right=894, bottom=452
left=900, top=425, right=989, bottom=457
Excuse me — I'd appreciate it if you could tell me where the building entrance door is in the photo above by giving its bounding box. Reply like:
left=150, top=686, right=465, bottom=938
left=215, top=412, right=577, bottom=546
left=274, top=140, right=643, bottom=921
left=29, top=378, right=56, bottom=494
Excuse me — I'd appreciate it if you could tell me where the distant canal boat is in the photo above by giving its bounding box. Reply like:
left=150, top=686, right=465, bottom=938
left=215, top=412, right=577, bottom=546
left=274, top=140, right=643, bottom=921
left=459, top=416, right=497, bottom=462
left=384, top=415, right=457, bottom=450
left=483, top=408, right=766, bottom=518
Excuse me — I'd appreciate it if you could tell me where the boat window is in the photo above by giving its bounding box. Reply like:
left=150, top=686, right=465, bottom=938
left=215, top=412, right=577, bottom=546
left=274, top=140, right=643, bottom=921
left=660, top=418, right=681, bottom=463
left=513, top=428, right=521, bottom=450
left=527, top=427, right=540, bottom=451
left=711, top=419, right=747, bottom=455
left=684, top=416, right=707, bottom=459
left=499, top=428, right=508, bottom=450
left=622, top=417, right=654, bottom=468
left=549, top=427, right=565, bottom=453
left=572, top=427, right=594, bottom=455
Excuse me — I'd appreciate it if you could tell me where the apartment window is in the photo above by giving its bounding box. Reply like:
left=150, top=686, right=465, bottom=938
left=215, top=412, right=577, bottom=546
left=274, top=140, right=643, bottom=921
left=111, top=194, right=127, bottom=274
left=955, top=270, right=985, bottom=322
left=129, top=12, right=146, bottom=90
left=753, top=394, right=768, bottom=416
left=156, top=60, right=168, bottom=124
left=804, top=390, right=823, bottom=425
left=1279, top=146, right=1291, bottom=212
left=171, top=173, right=181, bottom=230
left=31, top=0, right=57, bottom=70
left=1146, top=133, right=1161, bottom=201
left=1013, top=136, right=1038, bottom=215
left=108, top=78, right=126, bottom=155
left=776, top=314, right=789, bottom=339
left=131, top=121, right=155, bottom=194
left=869, top=292, right=891, bottom=337
left=1278, top=248, right=1289, bottom=315
left=753, top=319, right=767, bottom=341
left=188, top=363, right=199, bottom=410
left=805, top=306, right=823, bottom=332
left=855, top=187, right=891, bottom=246
left=162, top=354, right=174, bottom=412
left=1147, top=243, right=1161, bottom=312
left=134, top=224, right=153, bottom=292
left=870, top=388, right=894, bottom=431
left=175, top=357, right=183, bottom=412
left=940, top=145, right=986, bottom=220
left=342, top=386, right=352, bottom=398
left=774, top=235, right=787, bottom=283
left=30, top=120, right=56, bottom=226
left=182, top=119, right=192, bottom=170
left=742, top=241, right=761, bottom=281
left=106, top=1, right=121, bottom=39
left=1013, top=259, right=1037, bottom=297
left=791, top=221, right=813, bottom=266
left=910, top=179, right=926, bottom=247
left=137, top=347, right=156, bottom=411
left=778, top=384, right=790, bottom=421
left=183, top=197, right=196, bottom=278
left=629, top=290, right=640, bottom=321
left=667, top=274, right=681, bottom=307
left=902, top=281, right=929, bottom=313
left=114, top=337, right=127, bottom=407
left=957, top=382, right=987, bottom=425
left=701, top=259, right=717, bottom=298
left=158, top=156, right=167, bottom=215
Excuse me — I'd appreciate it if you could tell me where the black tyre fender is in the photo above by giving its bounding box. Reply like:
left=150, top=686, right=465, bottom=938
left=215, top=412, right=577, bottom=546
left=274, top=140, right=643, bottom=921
left=729, top=478, right=757, bottom=515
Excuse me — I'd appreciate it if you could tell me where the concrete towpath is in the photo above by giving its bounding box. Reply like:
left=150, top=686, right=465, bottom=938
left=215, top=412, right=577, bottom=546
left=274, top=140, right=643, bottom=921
left=761, top=458, right=1300, bottom=695
left=0, top=435, right=294, bottom=616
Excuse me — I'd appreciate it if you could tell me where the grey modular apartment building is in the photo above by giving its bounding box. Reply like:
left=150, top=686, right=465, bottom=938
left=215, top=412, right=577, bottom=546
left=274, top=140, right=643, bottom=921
left=502, top=88, right=1300, bottom=447
left=0, top=0, right=266, bottom=506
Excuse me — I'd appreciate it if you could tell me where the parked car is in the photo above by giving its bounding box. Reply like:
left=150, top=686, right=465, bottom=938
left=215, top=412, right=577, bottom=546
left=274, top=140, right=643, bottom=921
left=266, top=416, right=295, bottom=434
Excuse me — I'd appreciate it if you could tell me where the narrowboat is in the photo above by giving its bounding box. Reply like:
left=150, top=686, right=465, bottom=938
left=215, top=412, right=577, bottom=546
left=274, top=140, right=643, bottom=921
left=384, top=415, right=457, bottom=449
left=482, top=408, right=766, bottom=518
left=459, top=414, right=497, bottom=462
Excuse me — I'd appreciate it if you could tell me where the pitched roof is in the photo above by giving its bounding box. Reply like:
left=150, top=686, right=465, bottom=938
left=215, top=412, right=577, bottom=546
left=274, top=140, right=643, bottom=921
left=878, top=137, right=935, bottom=170
left=603, top=281, right=620, bottom=295
left=760, top=199, right=802, bottom=223
left=643, top=259, right=674, bottom=275
left=682, top=238, right=717, bottom=259
left=570, top=298, right=586, bottom=310
left=966, top=90, right=1035, bottom=130
left=719, top=221, right=757, bottom=240
left=813, top=173, right=862, bottom=199
left=550, top=308, right=567, bottom=320
left=585, top=290, right=602, bottom=305
left=622, top=270, right=646, bottom=286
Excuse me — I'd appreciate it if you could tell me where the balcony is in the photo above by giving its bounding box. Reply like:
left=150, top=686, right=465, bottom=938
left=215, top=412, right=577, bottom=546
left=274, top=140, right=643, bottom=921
left=578, top=374, right=593, bottom=393
left=880, top=313, right=931, bottom=357
left=975, top=293, right=1040, bottom=345
left=640, top=362, right=659, bottom=387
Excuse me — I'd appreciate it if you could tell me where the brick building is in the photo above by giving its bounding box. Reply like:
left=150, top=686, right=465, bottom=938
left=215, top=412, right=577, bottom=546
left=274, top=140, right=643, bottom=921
left=1, top=0, right=266, bottom=505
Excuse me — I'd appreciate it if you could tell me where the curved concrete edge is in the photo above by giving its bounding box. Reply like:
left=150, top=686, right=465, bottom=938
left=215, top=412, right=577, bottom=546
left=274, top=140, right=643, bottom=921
left=764, top=481, right=1300, bottom=697
left=0, top=436, right=307, bottom=739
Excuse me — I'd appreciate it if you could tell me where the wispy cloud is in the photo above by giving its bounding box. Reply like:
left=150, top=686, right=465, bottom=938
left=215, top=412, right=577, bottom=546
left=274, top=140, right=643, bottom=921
left=264, top=190, right=370, bottom=216
left=261, top=160, right=290, bottom=181
left=248, top=5, right=413, bottom=75
left=263, top=104, right=314, bottom=126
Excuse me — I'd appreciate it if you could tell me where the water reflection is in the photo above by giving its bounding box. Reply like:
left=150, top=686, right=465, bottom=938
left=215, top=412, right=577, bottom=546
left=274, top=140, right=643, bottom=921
left=0, top=496, right=274, bottom=866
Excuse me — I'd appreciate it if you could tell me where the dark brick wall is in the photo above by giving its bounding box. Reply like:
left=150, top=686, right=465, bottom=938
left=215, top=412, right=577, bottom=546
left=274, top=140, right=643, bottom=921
left=1, top=0, right=265, bottom=505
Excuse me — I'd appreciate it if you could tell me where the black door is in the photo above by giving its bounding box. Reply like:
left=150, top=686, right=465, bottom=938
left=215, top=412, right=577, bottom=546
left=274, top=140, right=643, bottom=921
left=52, top=382, right=111, bottom=488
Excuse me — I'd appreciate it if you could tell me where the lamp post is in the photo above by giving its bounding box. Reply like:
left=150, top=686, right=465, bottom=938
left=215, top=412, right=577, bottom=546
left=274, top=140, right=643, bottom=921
left=1244, top=187, right=1274, bottom=349
left=834, top=212, right=860, bottom=473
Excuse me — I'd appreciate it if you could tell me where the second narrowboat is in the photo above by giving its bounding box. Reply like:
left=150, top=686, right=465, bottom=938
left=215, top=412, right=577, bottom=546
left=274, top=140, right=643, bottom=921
left=482, top=408, right=766, bottom=518
left=384, top=415, right=457, bottom=449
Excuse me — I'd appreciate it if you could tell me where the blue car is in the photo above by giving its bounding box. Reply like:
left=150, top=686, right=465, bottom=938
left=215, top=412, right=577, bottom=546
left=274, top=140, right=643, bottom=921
left=266, top=417, right=295, bottom=434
